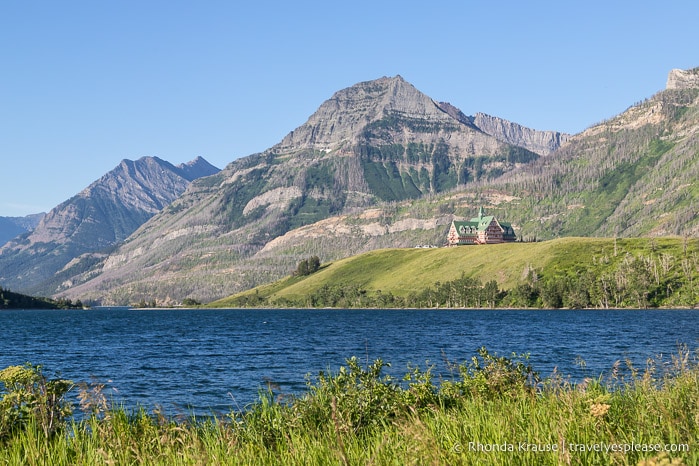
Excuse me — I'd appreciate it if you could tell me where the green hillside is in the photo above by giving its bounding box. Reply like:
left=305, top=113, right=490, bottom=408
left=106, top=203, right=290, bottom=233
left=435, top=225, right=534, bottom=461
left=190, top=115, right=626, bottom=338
left=208, top=237, right=699, bottom=308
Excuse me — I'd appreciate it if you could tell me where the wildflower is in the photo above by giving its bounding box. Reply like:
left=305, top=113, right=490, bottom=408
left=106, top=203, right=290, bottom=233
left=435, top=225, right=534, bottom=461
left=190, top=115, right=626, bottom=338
left=589, top=402, right=610, bottom=418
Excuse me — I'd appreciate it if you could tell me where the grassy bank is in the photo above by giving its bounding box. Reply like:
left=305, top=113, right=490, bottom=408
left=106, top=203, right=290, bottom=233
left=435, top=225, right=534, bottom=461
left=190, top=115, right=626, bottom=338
left=1, top=348, right=698, bottom=465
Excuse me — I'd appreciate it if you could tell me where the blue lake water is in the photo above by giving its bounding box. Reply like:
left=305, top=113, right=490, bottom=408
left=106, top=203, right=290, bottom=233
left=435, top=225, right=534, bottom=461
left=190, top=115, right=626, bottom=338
left=1, top=308, right=698, bottom=417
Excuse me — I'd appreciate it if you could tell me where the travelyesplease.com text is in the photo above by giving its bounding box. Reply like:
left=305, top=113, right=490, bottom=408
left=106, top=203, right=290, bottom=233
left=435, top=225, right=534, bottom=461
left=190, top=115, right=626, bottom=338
left=467, top=441, right=689, bottom=454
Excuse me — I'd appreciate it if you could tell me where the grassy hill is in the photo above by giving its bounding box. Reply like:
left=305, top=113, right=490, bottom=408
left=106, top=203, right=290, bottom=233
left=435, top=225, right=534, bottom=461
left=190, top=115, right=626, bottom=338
left=208, top=237, right=699, bottom=308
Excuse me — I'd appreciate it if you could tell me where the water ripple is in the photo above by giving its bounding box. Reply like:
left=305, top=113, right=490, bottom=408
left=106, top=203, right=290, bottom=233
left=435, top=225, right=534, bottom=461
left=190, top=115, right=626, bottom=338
left=1, top=308, right=698, bottom=416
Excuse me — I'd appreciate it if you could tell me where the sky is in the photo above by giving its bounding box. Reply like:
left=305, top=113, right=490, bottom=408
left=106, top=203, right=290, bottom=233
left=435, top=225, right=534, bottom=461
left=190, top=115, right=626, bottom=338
left=1, top=1, right=697, bottom=216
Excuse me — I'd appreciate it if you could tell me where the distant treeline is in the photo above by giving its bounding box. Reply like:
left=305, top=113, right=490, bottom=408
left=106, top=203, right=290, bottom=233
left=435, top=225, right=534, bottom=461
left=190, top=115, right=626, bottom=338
left=0, top=287, right=83, bottom=310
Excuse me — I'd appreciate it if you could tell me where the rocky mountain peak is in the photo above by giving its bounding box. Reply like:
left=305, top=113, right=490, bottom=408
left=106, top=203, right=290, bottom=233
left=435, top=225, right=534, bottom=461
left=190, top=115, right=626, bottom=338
left=666, top=68, right=699, bottom=90
left=0, top=155, right=220, bottom=295
left=177, top=156, right=220, bottom=181
left=273, top=75, right=571, bottom=158
left=274, top=75, right=452, bottom=153
left=0, top=213, right=44, bottom=247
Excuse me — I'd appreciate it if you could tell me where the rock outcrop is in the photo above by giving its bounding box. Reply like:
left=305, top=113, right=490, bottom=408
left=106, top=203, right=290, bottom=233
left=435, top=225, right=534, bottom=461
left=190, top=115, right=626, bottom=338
left=436, top=102, right=570, bottom=156
left=470, top=112, right=571, bottom=156
left=666, top=68, right=699, bottom=90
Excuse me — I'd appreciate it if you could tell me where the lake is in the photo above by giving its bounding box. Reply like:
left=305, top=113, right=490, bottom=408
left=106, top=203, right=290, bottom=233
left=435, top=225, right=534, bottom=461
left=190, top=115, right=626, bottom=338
left=1, top=308, right=698, bottom=417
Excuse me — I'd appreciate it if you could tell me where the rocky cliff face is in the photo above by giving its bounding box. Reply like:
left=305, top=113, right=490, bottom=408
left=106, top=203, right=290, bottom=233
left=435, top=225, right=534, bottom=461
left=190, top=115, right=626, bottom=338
left=0, top=156, right=219, bottom=295
left=470, top=112, right=570, bottom=156
left=435, top=102, right=570, bottom=156
left=666, top=67, right=699, bottom=90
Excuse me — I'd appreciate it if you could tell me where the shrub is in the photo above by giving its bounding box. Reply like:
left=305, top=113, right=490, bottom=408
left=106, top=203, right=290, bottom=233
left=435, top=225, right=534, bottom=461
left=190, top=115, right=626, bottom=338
left=442, top=346, right=540, bottom=401
left=295, top=357, right=404, bottom=436
left=0, top=363, right=73, bottom=440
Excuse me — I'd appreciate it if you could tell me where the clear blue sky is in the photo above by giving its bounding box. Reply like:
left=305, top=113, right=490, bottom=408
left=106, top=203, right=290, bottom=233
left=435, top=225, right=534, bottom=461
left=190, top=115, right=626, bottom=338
left=1, top=1, right=697, bottom=216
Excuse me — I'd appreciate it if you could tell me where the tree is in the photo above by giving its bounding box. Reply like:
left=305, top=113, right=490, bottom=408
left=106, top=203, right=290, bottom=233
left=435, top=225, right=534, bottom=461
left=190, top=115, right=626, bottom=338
left=539, top=278, right=564, bottom=308
left=482, top=280, right=501, bottom=308
left=506, top=284, right=538, bottom=308
left=295, top=259, right=309, bottom=276
left=308, top=255, right=321, bottom=274
left=295, top=256, right=321, bottom=277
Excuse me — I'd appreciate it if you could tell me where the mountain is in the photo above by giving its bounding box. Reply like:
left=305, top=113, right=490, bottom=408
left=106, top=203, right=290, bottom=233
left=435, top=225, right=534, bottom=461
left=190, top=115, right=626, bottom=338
left=0, top=213, right=44, bottom=247
left=270, top=66, right=694, bottom=245
left=487, top=67, right=699, bottom=238
left=56, top=68, right=699, bottom=306
left=0, top=156, right=220, bottom=295
left=258, top=67, right=699, bottom=256
left=58, top=76, right=569, bottom=305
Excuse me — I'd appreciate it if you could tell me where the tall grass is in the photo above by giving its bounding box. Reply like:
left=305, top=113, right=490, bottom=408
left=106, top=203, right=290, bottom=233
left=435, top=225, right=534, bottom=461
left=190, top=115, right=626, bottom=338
left=1, top=348, right=697, bottom=465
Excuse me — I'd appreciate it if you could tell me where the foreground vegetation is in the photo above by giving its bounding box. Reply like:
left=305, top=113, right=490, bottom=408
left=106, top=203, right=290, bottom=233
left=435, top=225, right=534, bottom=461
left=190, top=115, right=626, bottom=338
left=1, top=348, right=697, bottom=465
left=209, top=237, right=699, bottom=309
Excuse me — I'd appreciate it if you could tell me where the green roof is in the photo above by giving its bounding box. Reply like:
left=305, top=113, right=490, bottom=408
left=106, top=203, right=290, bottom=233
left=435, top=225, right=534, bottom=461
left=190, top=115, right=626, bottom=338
left=452, top=220, right=480, bottom=236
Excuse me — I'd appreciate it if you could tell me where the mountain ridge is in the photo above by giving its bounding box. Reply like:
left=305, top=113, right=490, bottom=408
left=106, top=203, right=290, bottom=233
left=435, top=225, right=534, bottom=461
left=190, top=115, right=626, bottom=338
left=275, top=76, right=568, bottom=158
left=0, top=156, right=219, bottom=295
